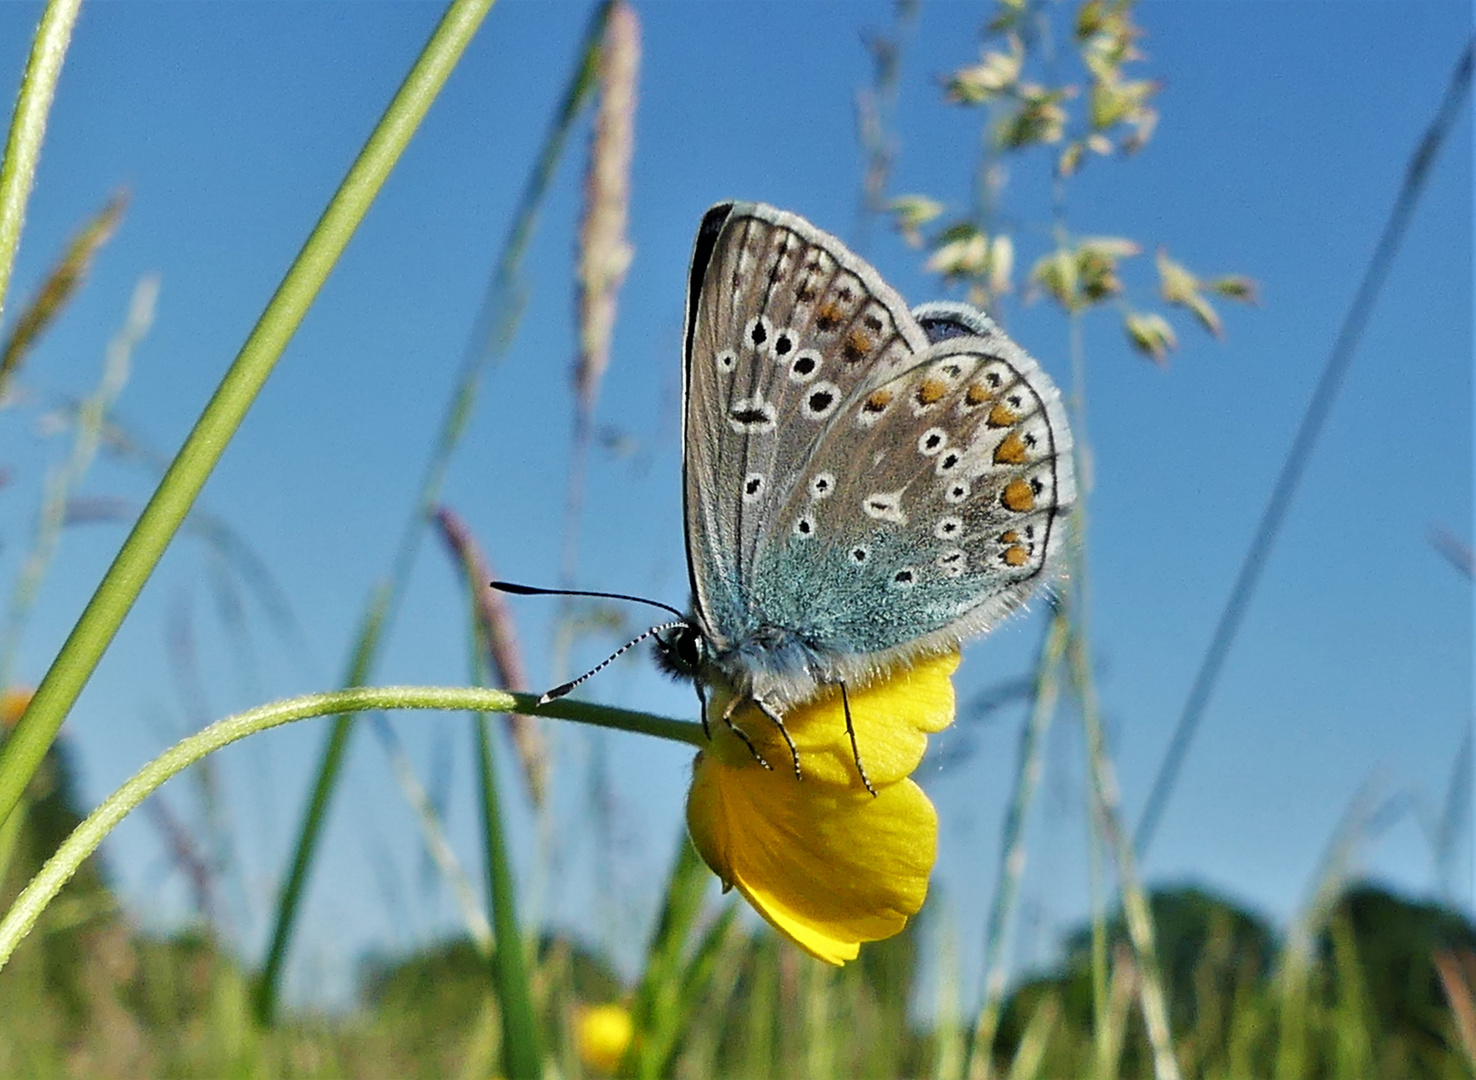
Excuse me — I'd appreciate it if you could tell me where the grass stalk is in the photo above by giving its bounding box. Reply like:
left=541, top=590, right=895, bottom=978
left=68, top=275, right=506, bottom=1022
left=0, top=190, right=127, bottom=396
left=474, top=709, right=542, bottom=1078
left=1073, top=630, right=1181, bottom=1080
left=0, top=275, right=156, bottom=690
left=256, top=0, right=612, bottom=1020
left=965, top=609, right=1068, bottom=1080
left=0, top=0, right=495, bottom=850
left=0, top=683, right=697, bottom=971
left=622, top=833, right=717, bottom=1080
left=368, top=712, right=493, bottom=955
left=0, top=0, right=82, bottom=329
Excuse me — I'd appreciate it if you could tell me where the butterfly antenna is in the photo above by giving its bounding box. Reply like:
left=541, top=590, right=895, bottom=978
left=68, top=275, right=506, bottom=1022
left=536, top=621, right=688, bottom=705
left=490, top=580, right=688, bottom=622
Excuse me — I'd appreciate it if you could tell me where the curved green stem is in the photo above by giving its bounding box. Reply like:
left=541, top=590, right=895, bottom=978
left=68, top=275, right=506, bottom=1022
left=0, top=688, right=699, bottom=970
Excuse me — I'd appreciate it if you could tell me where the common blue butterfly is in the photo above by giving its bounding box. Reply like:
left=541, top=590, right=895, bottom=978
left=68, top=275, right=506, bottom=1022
left=652, top=202, right=1075, bottom=784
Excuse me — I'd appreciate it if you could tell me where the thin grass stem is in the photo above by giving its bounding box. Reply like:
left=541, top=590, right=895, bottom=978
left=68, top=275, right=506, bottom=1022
left=965, top=610, right=1068, bottom=1080
left=474, top=707, right=542, bottom=1078
left=0, top=276, right=156, bottom=689
left=0, top=0, right=82, bottom=329
left=0, top=684, right=697, bottom=971
left=0, top=0, right=495, bottom=849
left=1072, top=635, right=1181, bottom=1080
left=256, top=0, right=613, bottom=1021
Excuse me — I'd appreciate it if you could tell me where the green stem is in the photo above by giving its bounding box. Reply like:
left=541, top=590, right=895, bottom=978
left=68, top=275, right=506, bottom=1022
left=256, top=0, right=611, bottom=1023
left=0, top=0, right=495, bottom=836
left=0, top=685, right=697, bottom=970
left=964, top=610, right=1068, bottom=1080
left=1072, top=635, right=1181, bottom=1080
left=0, top=0, right=82, bottom=328
left=475, top=711, right=542, bottom=1078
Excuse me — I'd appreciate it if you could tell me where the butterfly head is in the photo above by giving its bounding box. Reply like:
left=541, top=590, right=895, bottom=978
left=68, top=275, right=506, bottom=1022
left=652, top=620, right=709, bottom=683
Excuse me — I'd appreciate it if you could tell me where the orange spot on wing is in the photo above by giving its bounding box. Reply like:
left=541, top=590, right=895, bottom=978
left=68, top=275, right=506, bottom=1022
left=915, top=378, right=948, bottom=405
left=843, top=330, right=873, bottom=362
left=993, top=432, right=1028, bottom=465
left=1000, top=530, right=1019, bottom=544
left=816, top=303, right=844, bottom=331
left=1003, top=544, right=1030, bottom=567
left=987, top=404, right=1019, bottom=428
left=863, top=389, right=893, bottom=412
left=965, top=383, right=991, bottom=406
left=1002, top=480, right=1035, bottom=513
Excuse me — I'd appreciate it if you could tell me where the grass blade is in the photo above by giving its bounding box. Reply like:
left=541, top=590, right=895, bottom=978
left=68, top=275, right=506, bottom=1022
left=0, top=0, right=496, bottom=867
left=255, top=0, right=612, bottom=1021
left=474, top=710, right=542, bottom=1078
left=966, top=610, right=1068, bottom=1080
left=0, top=0, right=82, bottom=330
left=621, top=832, right=713, bottom=1079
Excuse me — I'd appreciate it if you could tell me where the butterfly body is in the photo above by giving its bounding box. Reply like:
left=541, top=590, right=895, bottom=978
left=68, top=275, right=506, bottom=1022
left=672, top=203, right=1076, bottom=725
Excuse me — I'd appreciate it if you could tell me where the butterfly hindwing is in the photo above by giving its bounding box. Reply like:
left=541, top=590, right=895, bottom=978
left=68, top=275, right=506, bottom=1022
left=755, top=332, right=1075, bottom=665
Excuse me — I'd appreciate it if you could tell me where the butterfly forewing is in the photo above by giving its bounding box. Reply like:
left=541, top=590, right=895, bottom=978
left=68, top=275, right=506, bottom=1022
left=683, top=203, right=928, bottom=646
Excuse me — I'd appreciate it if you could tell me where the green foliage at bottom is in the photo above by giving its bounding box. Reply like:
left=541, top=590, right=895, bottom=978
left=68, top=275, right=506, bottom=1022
left=989, top=885, right=1476, bottom=1080
left=1, top=758, right=1471, bottom=1080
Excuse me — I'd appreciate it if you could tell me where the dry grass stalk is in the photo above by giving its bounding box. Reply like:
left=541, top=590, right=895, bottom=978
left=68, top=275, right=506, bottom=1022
left=1434, top=948, right=1476, bottom=1071
left=436, top=506, right=548, bottom=805
left=573, top=1, right=639, bottom=418
left=0, top=190, right=129, bottom=398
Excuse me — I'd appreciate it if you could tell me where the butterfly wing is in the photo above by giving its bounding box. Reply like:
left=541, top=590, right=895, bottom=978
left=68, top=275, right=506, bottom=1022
left=681, top=202, right=930, bottom=650
left=751, top=328, right=1075, bottom=684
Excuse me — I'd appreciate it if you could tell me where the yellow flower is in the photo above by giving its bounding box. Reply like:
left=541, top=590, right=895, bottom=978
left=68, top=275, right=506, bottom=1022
left=685, top=650, right=959, bottom=965
left=0, top=687, right=33, bottom=730
left=576, top=1002, right=634, bottom=1074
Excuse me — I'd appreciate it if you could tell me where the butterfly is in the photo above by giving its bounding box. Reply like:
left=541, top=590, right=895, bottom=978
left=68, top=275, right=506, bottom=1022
left=649, top=202, right=1076, bottom=788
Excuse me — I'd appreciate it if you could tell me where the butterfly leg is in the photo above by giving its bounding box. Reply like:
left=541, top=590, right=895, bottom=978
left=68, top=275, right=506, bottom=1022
left=753, top=698, right=803, bottom=781
left=720, top=694, right=771, bottom=771
left=695, top=681, right=711, bottom=741
left=839, top=681, right=877, bottom=797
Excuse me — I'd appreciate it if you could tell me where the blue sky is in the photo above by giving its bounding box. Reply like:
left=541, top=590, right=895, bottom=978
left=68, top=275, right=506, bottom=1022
left=0, top=2, right=1469, bottom=1007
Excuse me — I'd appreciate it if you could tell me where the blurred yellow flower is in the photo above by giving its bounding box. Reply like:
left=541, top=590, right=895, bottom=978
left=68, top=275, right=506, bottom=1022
left=685, top=651, right=959, bottom=965
left=576, top=1002, right=634, bottom=1074
left=0, top=686, right=34, bottom=729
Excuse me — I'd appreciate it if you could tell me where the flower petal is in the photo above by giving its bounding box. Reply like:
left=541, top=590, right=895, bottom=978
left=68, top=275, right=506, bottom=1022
left=685, top=651, right=960, bottom=965
left=705, top=650, right=960, bottom=789
left=687, top=750, right=939, bottom=964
